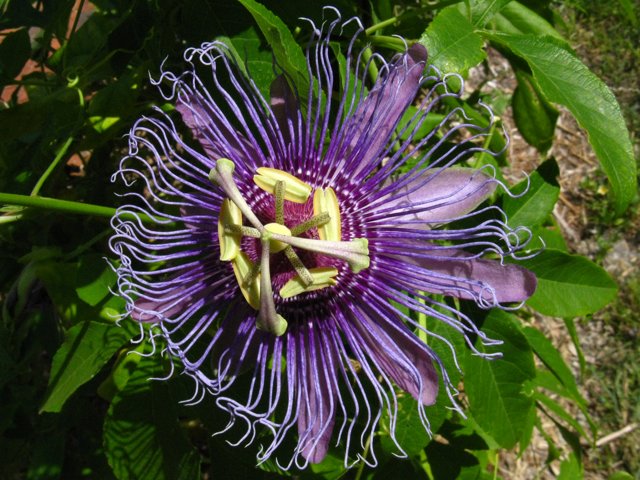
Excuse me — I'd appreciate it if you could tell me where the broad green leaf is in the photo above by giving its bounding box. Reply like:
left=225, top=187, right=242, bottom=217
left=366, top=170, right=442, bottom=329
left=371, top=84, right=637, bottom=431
left=519, top=249, right=618, bottom=317
left=308, top=451, right=344, bottom=479
left=491, top=1, right=566, bottom=40
left=468, top=0, right=514, bottom=26
left=419, top=7, right=486, bottom=75
left=76, top=255, right=117, bottom=307
left=504, top=158, right=560, bottom=229
left=398, top=106, right=446, bottom=141
left=488, top=33, right=637, bottom=213
left=218, top=27, right=277, bottom=99
left=380, top=394, right=431, bottom=456
left=512, top=70, right=559, bottom=152
left=237, top=0, right=308, bottom=96
left=530, top=224, right=567, bottom=251
left=0, top=28, right=30, bottom=81
left=103, top=356, right=201, bottom=480
left=463, top=310, right=536, bottom=449
left=41, top=321, right=137, bottom=413
left=522, top=326, right=579, bottom=399
left=425, top=421, right=489, bottom=479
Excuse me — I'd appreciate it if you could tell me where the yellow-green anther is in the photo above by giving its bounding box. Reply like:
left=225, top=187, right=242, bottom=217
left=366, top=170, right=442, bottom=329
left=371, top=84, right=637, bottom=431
left=264, top=222, right=291, bottom=253
left=225, top=225, right=261, bottom=238
left=231, top=251, right=261, bottom=310
left=283, top=246, right=313, bottom=286
left=279, top=267, right=339, bottom=299
left=218, top=199, right=242, bottom=261
left=275, top=180, right=285, bottom=224
left=242, top=261, right=261, bottom=289
left=256, top=237, right=288, bottom=336
left=253, top=167, right=312, bottom=204
left=313, top=187, right=341, bottom=241
left=290, top=211, right=331, bottom=236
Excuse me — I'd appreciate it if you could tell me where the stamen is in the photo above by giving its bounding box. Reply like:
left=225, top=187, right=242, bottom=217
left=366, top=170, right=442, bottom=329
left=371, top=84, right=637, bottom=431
left=256, top=235, right=288, bottom=336
left=253, top=167, right=312, bottom=204
left=270, top=234, right=370, bottom=273
left=242, top=261, right=261, bottom=288
left=218, top=199, right=242, bottom=261
left=274, top=180, right=285, bottom=225
left=209, top=159, right=264, bottom=231
left=224, top=225, right=261, bottom=238
left=231, top=251, right=261, bottom=309
left=290, top=211, right=331, bottom=236
left=283, top=246, right=313, bottom=286
left=279, top=267, right=339, bottom=299
left=313, top=187, right=342, bottom=241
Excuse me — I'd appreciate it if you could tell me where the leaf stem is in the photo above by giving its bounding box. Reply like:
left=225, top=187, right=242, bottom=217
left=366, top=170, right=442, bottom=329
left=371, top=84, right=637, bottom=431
left=0, top=192, right=152, bottom=223
left=31, top=137, right=74, bottom=196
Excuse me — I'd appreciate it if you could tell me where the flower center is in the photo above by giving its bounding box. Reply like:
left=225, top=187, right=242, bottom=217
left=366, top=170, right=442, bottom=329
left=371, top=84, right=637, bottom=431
left=209, top=158, right=370, bottom=336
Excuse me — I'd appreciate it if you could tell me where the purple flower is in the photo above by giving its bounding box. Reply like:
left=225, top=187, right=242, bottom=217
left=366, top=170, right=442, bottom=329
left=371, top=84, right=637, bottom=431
left=110, top=15, right=536, bottom=469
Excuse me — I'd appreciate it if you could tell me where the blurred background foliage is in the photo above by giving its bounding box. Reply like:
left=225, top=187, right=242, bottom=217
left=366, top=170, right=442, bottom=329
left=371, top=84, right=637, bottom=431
left=0, top=0, right=637, bottom=479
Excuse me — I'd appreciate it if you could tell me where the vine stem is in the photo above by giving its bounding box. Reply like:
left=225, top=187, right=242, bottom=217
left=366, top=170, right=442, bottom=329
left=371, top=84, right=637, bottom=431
left=0, top=192, right=153, bottom=223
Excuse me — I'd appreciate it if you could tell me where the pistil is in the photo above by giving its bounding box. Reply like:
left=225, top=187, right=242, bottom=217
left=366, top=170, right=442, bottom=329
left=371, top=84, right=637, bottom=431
left=256, top=235, right=288, bottom=336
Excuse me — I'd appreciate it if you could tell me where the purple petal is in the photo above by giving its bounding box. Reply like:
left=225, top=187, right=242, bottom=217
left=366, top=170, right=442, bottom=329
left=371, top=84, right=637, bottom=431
left=383, top=168, right=497, bottom=224
left=297, top=330, right=337, bottom=463
left=413, top=252, right=537, bottom=303
left=344, top=44, right=427, bottom=173
left=132, top=290, right=191, bottom=323
left=354, top=308, right=439, bottom=405
left=176, top=94, right=259, bottom=163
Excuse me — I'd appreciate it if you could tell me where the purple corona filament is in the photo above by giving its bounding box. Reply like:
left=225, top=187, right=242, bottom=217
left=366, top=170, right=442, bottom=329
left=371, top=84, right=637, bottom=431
left=110, top=13, right=536, bottom=470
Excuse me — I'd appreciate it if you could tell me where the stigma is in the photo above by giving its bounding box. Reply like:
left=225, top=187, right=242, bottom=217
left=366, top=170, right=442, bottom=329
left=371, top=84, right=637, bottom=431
left=209, top=158, right=370, bottom=336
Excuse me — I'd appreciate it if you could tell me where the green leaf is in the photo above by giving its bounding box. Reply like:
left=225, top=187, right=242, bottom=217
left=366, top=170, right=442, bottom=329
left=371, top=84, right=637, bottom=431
left=464, top=310, right=536, bottom=449
left=76, top=254, right=117, bottom=307
left=558, top=452, right=583, bottom=480
left=397, top=106, right=446, bottom=142
left=468, top=0, right=514, bottom=26
left=534, top=392, right=588, bottom=439
left=504, top=158, right=560, bottom=229
left=237, top=0, right=308, bottom=96
left=512, top=70, right=559, bottom=152
left=425, top=422, right=489, bottom=479
left=491, top=1, right=566, bottom=40
left=519, top=249, right=618, bottom=317
left=380, top=394, right=431, bottom=456
left=103, top=356, right=201, bottom=480
left=522, top=326, right=580, bottom=399
left=0, top=28, right=31, bottom=81
left=419, top=7, right=486, bottom=75
left=609, top=472, right=635, bottom=480
left=530, top=224, right=567, bottom=251
left=532, top=369, right=597, bottom=436
left=40, top=320, right=136, bottom=413
left=488, top=33, right=637, bottom=213
left=218, top=27, right=277, bottom=99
